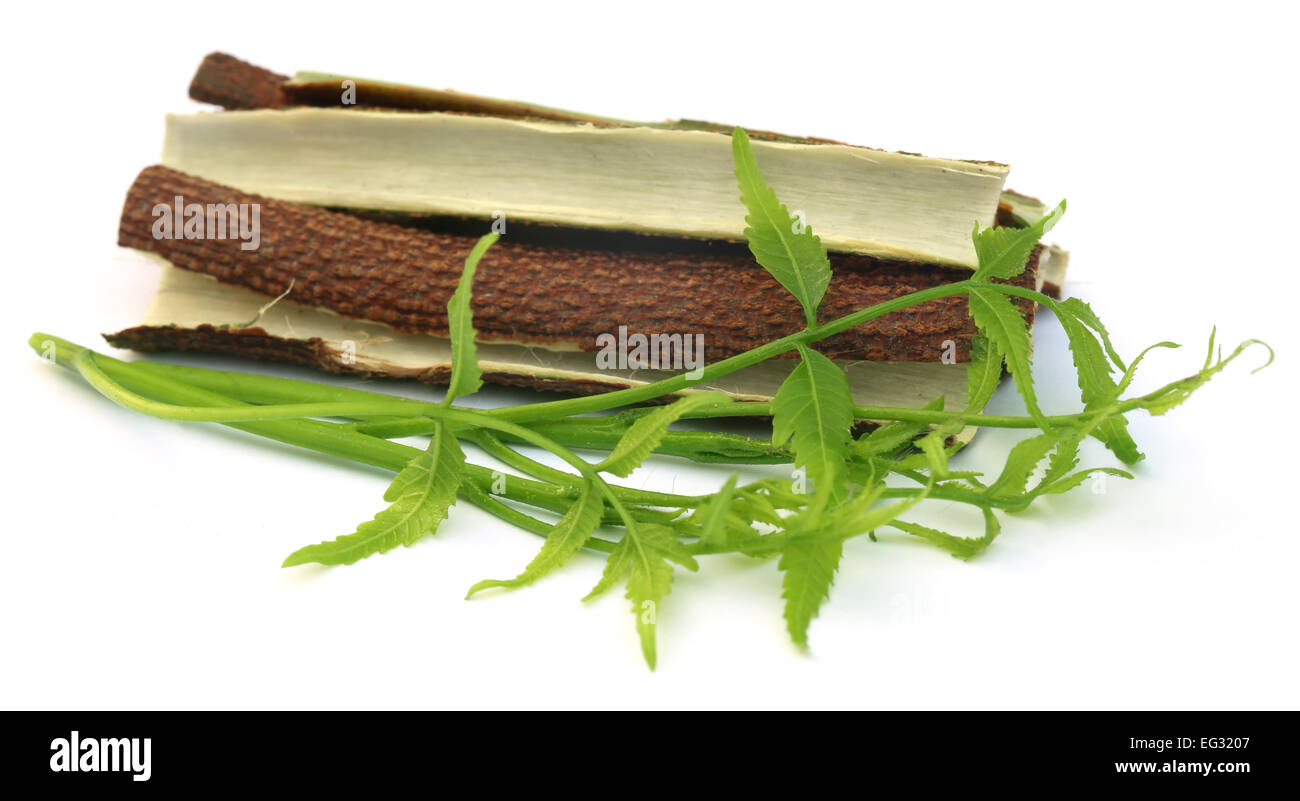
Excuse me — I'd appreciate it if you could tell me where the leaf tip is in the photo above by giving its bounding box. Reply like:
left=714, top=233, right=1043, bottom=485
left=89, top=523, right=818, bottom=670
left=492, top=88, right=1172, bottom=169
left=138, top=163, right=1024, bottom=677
left=280, top=548, right=315, bottom=568
left=465, top=579, right=504, bottom=599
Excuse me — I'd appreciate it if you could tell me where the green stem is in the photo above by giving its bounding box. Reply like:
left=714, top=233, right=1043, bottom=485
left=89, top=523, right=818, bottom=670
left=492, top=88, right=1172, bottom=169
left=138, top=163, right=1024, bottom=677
left=34, top=335, right=666, bottom=546
left=119, top=337, right=1121, bottom=431
left=63, top=336, right=700, bottom=548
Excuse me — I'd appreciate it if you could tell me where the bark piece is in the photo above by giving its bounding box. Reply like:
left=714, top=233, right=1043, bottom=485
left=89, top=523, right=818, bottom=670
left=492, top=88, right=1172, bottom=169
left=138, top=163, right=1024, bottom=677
left=118, top=166, right=1038, bottom=366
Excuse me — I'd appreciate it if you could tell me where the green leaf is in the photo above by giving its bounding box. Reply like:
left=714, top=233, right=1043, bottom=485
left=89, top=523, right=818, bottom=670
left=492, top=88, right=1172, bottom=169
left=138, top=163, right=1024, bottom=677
left=694, top=473, right=739, bottom=549
left=1056, top=308, right=1143, bottom=464
left=583, top=523, right=698, bottom=669
left=772, top=345, right=854, bottom=503
left=777, top=482, right=916, bottom=649
left=596, top=392, right=729, bottom=477
left=985, top=433, right=1056, bottom=500
left=1037, top=432, right=1081, bottom=490
left=915, top=416, right=967, bottom=479
left=1118, top=341, right=1181, bottom=393
left=967, top=286, right=1046, bottom=425
left=778, top=535, right=843, bottom=650
left=731, top=127, right=832, bottom=324
left=1032, top=467, right=1132, bottom=498
left=443, top=233, right=499, bottom=404
left=1058, top=296, right=1126, bottom=371
left=965, top=336, right=1003, bottom=412
left=283, top=422, right=464, bottom=566
left=465, top=481, right=605, bottom=597
left=890, top=519, right=990, bottom=560
left=971, top=200, right=1064, bottom=281
left=852, top=396, right=945, bottom=460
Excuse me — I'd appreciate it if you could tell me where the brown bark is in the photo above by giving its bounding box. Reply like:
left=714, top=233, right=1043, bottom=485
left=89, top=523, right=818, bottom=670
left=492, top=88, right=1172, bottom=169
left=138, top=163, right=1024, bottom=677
left=118, top=166, right=1038, bottom=365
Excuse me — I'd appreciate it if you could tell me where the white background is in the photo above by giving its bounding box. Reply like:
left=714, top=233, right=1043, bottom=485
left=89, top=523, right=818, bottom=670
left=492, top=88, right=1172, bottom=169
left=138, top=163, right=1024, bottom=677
left=3, top=1, right=1296, bottom=710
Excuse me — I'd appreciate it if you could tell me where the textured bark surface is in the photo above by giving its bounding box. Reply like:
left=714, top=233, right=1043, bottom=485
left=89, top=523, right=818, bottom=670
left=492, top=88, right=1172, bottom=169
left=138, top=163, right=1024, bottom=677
left=182, top=53, right=922, bottom=147
left=188, top=52, right=289, bottom=110
left=119, top=166, right=1038, bottom=364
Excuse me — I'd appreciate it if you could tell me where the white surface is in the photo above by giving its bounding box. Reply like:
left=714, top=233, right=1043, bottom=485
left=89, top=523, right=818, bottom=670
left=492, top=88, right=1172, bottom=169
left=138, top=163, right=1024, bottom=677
left=3, top=1, right=1296, bottom=710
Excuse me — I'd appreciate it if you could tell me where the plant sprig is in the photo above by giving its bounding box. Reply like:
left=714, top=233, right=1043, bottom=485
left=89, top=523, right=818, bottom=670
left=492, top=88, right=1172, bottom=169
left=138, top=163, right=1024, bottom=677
left=30, top=129, right=1272, bottom=668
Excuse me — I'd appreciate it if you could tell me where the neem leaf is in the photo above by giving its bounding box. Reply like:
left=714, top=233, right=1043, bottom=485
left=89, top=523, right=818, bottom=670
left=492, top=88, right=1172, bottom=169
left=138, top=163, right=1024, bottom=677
left=971, top=200, right=1064, bottom=282
left=889, top=519, right=989, bottom=560
left=1056, top=306, right=1144, bottom=464
left=778, top=535, right=843, bottom=650
left=852, top=396, right=946, bottom=461
left=771, top=345, right=854, bottom=503
left=965, top=335, right=1003, bottom=413
left=584, top=522, right=698, bottom=669
left=465, top=481, right=605, bottom=597
left=443, top=232, right=499, bottom=404
left=967, top=286, right=1046, bottom=425
left=985, top=433, right=1056, bottom=500
left=597, top=392, right=729, bottom=477
left=731, top=127, right=832, bottom=324
left=1058, top=296, right=1126, bottom=371
left=283, top=422, right=463, bottom=566
left=694, top=473, right=740, bottom=549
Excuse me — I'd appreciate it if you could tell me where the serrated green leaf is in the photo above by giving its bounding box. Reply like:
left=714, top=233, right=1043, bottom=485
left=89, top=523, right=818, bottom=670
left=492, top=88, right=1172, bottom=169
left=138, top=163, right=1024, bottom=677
left=443, top=233, right=499, bottom=404
left=986, top=433, right=1056, bottom=500
left=916, top=416, right=966, bottom=479
left=890, top=519, right=989, bottom=560
left=694, top=473, right=739, bottom=549
left=597, top=392, right=728, bottom=477
left=965, top=336, right=1003, bottom=412
left=1058, top=310, right=1117, bottom=405
left=852, top=396, right=945, bottom=460
left=971, top=200, right=1064, bottom=281
left=1058, top=296, right=1126, bottom=371
left=777, top=481, right=918, bottom=648
left=772, top=345, right=854, bottom=503
left=583, top=522, right=698, bottom=669
left=1118, top=341, right=1181, bottom=393
left=967, top=286, right=1046, bottom=425
left=465, top=481, right=604, bottom=597
left=1033, top=467, right=1133, bottom=498
left=1037, top=432, right=1081, bottom=490
left=283, top=422, right=463, bottom=566
left=1055, top=308, right=1144, bottom=464
left=1091, top=417, right=1143, bottom=464
left=732, top=127, right=831, bottom=324
left=778, top=536, right=842, bottom=650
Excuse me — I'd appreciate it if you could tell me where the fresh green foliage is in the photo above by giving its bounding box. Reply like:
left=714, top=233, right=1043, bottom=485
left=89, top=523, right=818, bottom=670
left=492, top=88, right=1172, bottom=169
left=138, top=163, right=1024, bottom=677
left=732, top=127, right=832, bottom=325
left=971, top=200, right=1064, bottom=281
left=597, top=392, right=729, bottom=477
left=692, top=473, right=740, bottom=550
left=889, top=519, right=992, bottom=560
left=466, top=481, right=605, bottom=596
left=583, top=521, right=698, bottom=669
left=29, top=128, right=1272, bottom=669
left=443, top=232, right=498, bottom=403
left=771, top=346, right=855, bottom=502
left=282, top=422, right=464, bottom=566
left=852, top=397, right=945, bottom=460
left=965, top=336, right=1003, bottom=412
left=1058, top=296, right=1126, bottom=371
left=967, top=285, right=1046, bottom=425
left=778, top=533, right=843, bottom=650
left=733, top=125, right=859, bottom=646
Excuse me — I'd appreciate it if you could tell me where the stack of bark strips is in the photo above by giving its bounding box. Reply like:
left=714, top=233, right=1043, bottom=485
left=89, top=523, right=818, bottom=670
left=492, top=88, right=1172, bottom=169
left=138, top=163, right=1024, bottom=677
left=109, top=53, right=1066, bottom=416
